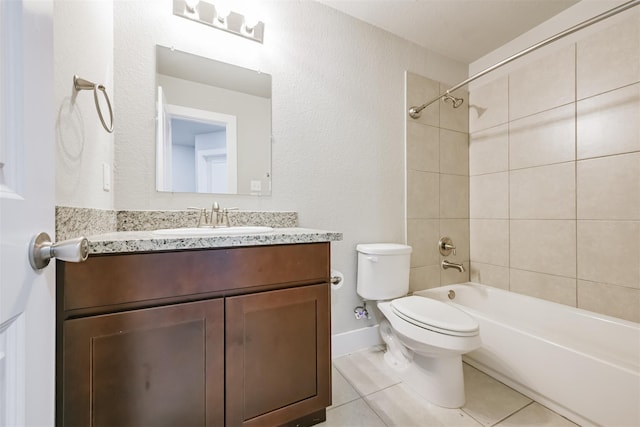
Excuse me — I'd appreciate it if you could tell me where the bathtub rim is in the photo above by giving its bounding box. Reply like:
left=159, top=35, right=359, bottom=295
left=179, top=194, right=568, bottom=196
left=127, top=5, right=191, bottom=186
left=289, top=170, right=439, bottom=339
left=414, top=281, right=640, bottom=329
left=414, top=282, right=640, bottom=372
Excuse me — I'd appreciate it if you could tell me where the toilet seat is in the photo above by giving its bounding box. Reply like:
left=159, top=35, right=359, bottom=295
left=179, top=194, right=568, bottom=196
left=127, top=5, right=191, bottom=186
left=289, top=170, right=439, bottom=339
left=391, top=296, right=479, bottom=337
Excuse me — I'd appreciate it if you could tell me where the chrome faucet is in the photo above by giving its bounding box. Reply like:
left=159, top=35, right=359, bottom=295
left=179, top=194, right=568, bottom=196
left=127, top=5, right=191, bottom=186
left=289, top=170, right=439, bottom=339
left=442, top=259, right=465, bottom=273
left=188, top=206, right=214, bottom=228
left=188, top=202, right=238, bottom=228
left=212, top=202, right=238, bottom=228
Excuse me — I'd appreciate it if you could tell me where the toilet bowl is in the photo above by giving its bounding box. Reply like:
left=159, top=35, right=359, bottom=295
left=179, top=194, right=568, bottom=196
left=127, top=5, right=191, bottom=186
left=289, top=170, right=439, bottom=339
left=356, top=243, right=480, bottom=408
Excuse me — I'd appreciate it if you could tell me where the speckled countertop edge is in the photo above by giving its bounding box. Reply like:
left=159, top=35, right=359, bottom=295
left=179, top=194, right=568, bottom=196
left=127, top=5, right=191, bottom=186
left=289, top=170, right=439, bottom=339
left=55, top=206, right=300, bottom=241
left=87, top=228, right=343, bottom=255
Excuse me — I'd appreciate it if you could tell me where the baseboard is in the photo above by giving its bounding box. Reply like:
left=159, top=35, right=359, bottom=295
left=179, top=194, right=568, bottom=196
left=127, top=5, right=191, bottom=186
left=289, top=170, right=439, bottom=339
left=331, top=325, right=383, bottom=359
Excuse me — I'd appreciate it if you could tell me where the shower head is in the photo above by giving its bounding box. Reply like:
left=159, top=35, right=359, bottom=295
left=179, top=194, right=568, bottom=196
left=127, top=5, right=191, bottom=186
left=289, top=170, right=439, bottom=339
left=408, top=91, right=464, bottom=119
left=443, top=93, right=464, bottom=108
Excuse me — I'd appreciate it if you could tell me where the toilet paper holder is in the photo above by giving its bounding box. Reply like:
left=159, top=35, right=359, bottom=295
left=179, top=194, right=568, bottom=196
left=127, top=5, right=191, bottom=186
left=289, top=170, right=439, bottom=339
left=330, top=269, right=345, bottom=290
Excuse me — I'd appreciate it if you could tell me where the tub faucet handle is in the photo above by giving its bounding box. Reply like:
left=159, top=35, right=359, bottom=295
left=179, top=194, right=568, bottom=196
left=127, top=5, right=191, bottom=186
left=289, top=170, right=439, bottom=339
left=439, top=236, right=457, bottom=256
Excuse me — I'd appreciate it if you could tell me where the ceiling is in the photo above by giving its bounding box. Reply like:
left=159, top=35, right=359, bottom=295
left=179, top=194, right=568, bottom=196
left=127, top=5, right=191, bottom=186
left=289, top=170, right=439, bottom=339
left=319, top=0, right=580, bottom=63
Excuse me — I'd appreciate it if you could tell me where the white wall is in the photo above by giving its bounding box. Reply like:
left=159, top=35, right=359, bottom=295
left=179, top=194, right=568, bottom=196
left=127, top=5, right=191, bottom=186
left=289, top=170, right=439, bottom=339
left=113, top=0, right=466, bottom=334
left=172, top=144, right=195, bottom=192
left=54, top=0, right=113, bottom=210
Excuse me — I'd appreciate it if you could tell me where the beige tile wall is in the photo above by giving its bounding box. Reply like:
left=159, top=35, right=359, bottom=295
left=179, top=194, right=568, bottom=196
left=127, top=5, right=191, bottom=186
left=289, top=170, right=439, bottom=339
left=468, top=13, right=640, bottom=323
left=406, top=73, right=469, bottom=292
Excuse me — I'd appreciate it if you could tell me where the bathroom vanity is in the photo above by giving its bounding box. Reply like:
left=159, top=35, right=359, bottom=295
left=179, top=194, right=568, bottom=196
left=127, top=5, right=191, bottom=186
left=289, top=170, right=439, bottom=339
left=55, top=228, right=341, bottom=427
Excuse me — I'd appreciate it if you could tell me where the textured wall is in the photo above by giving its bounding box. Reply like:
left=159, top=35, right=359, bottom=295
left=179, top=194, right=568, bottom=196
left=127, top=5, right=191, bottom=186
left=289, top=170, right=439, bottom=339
left=468, top=11, right=639, bottom=322
left=113, top=0, right=467, bottom=334
left=54, top=0, right=114, bottom=210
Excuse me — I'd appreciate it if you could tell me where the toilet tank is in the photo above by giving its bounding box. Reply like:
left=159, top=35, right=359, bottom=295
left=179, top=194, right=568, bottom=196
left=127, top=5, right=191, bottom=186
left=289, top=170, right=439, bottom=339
left=356, top=243, right=412, bottom=300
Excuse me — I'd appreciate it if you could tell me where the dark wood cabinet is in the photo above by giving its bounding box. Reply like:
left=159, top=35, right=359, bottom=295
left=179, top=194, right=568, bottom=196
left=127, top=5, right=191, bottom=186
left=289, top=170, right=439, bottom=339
left=63, top=299, right=224, bottom=427
left=226, top=284, right=330, bottom=426
left=57, top=243, right=331, bottom=427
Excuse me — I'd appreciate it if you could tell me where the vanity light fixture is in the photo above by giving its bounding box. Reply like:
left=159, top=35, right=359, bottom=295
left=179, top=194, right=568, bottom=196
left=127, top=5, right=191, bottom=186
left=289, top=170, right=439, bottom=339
left=173, top=0, right=265, bottom=43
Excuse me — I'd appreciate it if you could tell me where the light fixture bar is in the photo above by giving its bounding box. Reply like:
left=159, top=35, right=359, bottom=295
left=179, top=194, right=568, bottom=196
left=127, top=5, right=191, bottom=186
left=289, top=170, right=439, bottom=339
left=173, top=0, right=265, bottom=44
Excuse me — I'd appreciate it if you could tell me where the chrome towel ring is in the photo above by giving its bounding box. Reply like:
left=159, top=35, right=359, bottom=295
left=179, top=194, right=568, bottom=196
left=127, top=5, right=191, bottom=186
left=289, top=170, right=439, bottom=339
left=73, top=75, right=114, bottom=133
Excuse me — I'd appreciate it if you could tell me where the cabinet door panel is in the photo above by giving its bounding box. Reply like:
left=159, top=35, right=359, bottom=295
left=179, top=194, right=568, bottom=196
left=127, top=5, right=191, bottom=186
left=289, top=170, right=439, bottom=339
left=92, top=321, right=204, bottom=426
left=243, top=300, right=317, bottom=418
left=62, top=299, right=224, bottom=427
left=226, top=283, right=331, bottom=426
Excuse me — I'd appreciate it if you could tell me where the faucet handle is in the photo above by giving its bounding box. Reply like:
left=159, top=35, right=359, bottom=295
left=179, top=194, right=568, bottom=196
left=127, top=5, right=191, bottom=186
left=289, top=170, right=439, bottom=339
left=220, top=207, right=238, bottom=227
left=438, top=236, right=457, bottom=256
left=188, top=207, right=208, bottom=227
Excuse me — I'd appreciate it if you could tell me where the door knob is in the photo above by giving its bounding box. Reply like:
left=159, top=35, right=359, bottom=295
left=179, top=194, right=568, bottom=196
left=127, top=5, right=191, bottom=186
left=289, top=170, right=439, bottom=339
left=28, top=232, right=89, bottom=270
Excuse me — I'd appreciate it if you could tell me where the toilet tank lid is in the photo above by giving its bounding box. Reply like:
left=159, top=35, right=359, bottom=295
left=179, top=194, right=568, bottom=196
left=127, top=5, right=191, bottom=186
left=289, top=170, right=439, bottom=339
left=356, top=243, right=412, bottom=255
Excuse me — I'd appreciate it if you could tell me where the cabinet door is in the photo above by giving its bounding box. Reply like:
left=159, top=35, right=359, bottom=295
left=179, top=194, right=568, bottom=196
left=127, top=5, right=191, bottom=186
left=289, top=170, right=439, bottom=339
left=62, top=299, right=224, bottom=427
left=226, top=283, right=331, bottom=426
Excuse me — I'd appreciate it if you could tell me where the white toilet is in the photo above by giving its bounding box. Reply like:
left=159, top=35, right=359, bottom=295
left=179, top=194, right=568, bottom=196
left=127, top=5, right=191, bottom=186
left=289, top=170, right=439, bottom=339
left=356, top=243, right=480, bottom=408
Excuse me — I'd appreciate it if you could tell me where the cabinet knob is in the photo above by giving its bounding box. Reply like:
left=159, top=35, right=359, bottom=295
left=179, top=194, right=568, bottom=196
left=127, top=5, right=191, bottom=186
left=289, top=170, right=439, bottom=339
left=28, top=232, right=89, bottom=270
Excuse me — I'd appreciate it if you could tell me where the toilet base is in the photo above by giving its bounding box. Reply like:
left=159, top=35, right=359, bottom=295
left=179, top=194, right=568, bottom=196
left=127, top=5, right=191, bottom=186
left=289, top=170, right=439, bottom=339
left=397, top=353, right=466, bottom=408
left=379, top=319, right=412, bottom=371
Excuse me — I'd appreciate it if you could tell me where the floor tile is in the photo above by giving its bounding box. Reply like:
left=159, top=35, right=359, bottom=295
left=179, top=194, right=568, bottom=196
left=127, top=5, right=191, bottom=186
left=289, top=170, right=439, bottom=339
left=332, top=347, right=401, bottom=396
left=366, top=383, right=482, bottom=427
left=322, top=399, right=387, bottom=427
left=331, top=346, right=575, bottom=427
left=496, top=402, right=579, bottom=427
left=462, top=364, right=532, bottom=426
left=329, top=366, right=360, bottom=409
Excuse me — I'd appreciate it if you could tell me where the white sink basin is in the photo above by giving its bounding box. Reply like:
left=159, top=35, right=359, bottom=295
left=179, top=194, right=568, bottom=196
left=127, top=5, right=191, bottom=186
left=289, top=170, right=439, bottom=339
left=152, top=226, right=274, bottom=236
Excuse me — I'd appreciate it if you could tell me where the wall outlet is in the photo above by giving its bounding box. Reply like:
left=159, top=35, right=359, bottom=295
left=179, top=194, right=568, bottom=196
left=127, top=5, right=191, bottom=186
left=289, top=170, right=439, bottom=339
left=250, top=180, right=261, bottom=192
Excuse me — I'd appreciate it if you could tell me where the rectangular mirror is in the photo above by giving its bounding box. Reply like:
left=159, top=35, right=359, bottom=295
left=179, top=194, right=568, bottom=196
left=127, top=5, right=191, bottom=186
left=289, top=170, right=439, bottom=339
left=155, top=45, right=272, bottom=195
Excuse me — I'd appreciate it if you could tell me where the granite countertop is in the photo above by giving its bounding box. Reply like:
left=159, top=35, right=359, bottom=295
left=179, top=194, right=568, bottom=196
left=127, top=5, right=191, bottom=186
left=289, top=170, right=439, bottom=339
left=87, top=227, right=343, bottom=255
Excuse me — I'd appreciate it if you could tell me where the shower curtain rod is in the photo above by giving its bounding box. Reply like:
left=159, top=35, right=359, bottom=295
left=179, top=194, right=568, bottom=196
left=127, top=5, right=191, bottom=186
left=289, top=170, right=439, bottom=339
left=408, top=0, right=640, bottom=119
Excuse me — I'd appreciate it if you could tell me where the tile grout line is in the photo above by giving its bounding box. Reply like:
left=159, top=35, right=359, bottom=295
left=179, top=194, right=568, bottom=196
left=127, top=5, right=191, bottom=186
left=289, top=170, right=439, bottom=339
left=487, top=401, right=536, bottom=427
left=359, top=394, right=392, bottom=427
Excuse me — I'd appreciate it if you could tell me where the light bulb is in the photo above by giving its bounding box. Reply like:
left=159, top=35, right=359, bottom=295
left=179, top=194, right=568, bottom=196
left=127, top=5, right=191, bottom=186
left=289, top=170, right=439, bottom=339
left=184, top=0, right=199, bottom=13
left=244, top=13, right=260, bottom=31
left=215, top=1, right=231, bottom=22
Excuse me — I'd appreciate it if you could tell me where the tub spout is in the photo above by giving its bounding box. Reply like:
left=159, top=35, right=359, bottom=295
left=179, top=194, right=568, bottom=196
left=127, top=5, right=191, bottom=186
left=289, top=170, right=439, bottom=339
left=442, top=259, right=465, bottom=272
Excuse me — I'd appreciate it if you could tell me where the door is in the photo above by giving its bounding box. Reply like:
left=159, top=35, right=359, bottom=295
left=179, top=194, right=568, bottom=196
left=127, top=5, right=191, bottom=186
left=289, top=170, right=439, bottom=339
left=0, top=0, right=55, bottom=425
left=197, top=149, right=228, bottom=193
left=155, top=86, right=172, bottom=191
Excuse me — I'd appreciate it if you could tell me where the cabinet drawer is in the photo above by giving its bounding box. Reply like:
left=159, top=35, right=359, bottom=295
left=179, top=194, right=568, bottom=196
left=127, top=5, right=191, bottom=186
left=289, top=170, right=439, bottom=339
left=60, top=243, right=329, bottom=314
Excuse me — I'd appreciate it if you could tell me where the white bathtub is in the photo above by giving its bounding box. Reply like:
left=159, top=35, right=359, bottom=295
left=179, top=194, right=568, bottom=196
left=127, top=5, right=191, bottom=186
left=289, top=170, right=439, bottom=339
left=414, top=282, right=640, bottom=427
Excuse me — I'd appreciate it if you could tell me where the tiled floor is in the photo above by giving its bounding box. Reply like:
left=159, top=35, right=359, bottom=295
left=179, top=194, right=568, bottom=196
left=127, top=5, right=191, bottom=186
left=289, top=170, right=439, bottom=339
left=322, top=346, right=578, bottom=427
